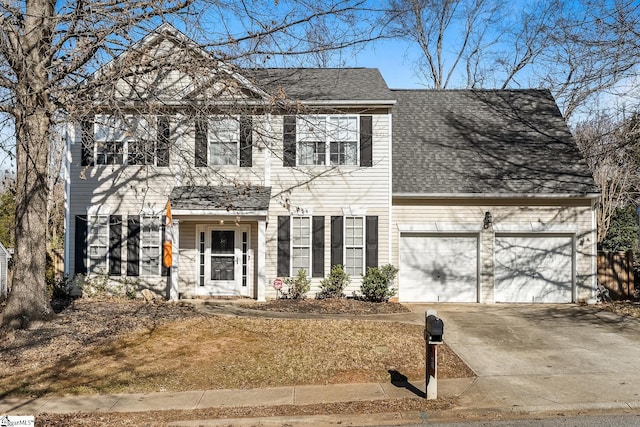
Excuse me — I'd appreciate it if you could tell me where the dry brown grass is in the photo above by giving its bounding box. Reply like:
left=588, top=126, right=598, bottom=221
left=0, top=299, right=473, bottom=398
left=597, top=301, right=640, bottom=319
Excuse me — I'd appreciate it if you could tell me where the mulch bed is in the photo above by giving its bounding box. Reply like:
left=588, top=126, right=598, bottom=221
left=241, top=297, right=411, bottom=314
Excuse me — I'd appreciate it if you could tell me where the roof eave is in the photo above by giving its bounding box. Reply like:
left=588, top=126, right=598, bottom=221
left=393, top=192, right=601, bottom=199
left=172, top=209, right=269, bottom=216
left=299, top=99, right=396, bottom=107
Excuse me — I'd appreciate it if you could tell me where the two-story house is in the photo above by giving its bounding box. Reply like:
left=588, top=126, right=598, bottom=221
left=64, top=24, right=599, bottom=303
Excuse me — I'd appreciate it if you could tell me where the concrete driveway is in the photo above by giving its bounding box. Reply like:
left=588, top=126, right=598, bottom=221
left=408, top=303, right=640, bottom=412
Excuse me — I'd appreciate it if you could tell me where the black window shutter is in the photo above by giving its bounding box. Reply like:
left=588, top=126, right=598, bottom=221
left=360, top=116, right=372, bottom=167
left=240, top=116, right=253, bottom=167
left=81, top=120, right=94, bottom=166
left=195, top=118, right=208, bottom=167
left=127, top=216, right=140, bottom=277
left=331, top=216, right=343, bottom=268
left=312, top=216, right=324, bottom=278
left=366, top=216, right=378, bottom=269
left=283, top=115, right=296, bottom=167
left=74, top=215, right=88, bottom=275
left=157, top=116, right=170, bottom=167
left=161, top=217, right=169, bottom=277
left=277, top=216, right=290, bottom=277
left=109, top=215, right=122, bottom=276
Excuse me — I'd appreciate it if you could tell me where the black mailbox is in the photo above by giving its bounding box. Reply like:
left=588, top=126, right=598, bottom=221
left=425, top=314, right=444, bottom=343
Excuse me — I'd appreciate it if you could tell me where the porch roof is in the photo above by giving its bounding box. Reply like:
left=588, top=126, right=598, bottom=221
left=169, top=185, right=271, bottom=214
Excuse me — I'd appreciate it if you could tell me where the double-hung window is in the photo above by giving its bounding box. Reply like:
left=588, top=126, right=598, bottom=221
left=297, top=116, right=326, bottom=165
left=94, top=115, right=129, bottom=165
left=329, top=117, right=358, bottom=165
left=344, top=216, right=364, bottom=276
left=92, top=115, right=169, bottom=166
left=88, top=215, right=109, bottom=274
left=291, top=216, right=311, bottom=275
left=126, top=117, right=154, bottom=166
left=296, top=115, right=358, bottom=166
left=209, top=117, right=239, bottom=165
left=140, top=216, right=161, bottom=276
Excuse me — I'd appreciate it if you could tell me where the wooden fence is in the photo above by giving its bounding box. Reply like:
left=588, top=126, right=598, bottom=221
left=597, top=251, right=635, bottom=300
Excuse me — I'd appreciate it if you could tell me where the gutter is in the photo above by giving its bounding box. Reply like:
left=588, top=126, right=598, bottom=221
left=393, top=192, right=601, bottom=199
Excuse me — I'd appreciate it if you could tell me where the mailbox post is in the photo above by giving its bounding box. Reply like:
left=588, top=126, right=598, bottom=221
left=424, top=310, right=444, bottom=400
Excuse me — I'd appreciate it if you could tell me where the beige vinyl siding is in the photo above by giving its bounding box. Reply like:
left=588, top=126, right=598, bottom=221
left=264, top=113, right=392, bottom=299
left=392, top=198, right=596, bottom=302
left=67, top=110, right=392, bottom=299
left=66, top=115, right=267, bottom=279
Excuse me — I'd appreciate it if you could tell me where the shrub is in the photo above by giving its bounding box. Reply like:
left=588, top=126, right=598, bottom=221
left=283, top=269, right=311, bottom=299
left=74, top=273, right=138, bottom=300
left=361, top=264, right=398, bottom=302
left=318, top=264, right=350, bottom=299
left=47, top=275, right=74, bottom=299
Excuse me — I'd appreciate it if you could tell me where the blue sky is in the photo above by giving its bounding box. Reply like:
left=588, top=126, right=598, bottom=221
left=353, top=39, right=424, bottom=89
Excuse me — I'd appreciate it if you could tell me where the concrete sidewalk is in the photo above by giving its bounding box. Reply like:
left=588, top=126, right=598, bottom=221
left=0, top=377, right=472, bottom=415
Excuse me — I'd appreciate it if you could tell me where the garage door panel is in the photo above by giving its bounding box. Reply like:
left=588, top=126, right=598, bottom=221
left=399, top=234, right=478, bottom=303
left=495, top=235, right=573, bottom=303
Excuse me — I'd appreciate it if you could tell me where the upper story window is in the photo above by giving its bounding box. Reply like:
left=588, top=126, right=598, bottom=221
left=82, top=115, right=170, bottom=167
left=210, top=117, right=239, bottom=165
left=283, top=115, right=372, bottom=168
left=195, top=116, right=253, bottom=168
left=296, top=116, right=358, bottom=166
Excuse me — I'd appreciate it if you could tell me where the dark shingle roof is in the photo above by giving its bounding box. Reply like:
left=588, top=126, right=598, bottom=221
left=392, top=89, right=598, bottom=196
left=170, top=186, right=271, bottom=211
left=245, top=68, right=394, bottom=102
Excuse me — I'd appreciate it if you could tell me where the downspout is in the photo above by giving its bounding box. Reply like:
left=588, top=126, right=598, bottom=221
left=591, top=198, right=598, bottom=296
left=388, top=111, right=393, bottom=265
left=63, top=125, right=72, bottom=276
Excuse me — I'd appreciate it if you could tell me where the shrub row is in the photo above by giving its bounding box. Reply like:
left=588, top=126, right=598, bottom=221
left=280, top=264, right=398, bottom=302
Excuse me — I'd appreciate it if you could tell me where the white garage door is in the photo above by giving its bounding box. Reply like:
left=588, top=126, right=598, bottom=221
left=494, top=234, right=573, bottom=303
left=399, top=233, right=478, bottom=302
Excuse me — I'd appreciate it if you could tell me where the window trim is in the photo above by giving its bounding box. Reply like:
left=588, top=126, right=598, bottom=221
left=87, top=214, right=109, bottom=275
left=207, top=116, right=240, bottom=166
left=296, top=115, right=359, bottom=167
left=139, top=215, right=162, bottom=276
left=291, top=216, right=312, bottom=276
left=344, top=216, right=365, bottom=276
left=93, top=115, right=168, bottom=166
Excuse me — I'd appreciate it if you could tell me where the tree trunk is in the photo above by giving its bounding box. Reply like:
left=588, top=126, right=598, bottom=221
left=1, top=0, right=55, bottom=328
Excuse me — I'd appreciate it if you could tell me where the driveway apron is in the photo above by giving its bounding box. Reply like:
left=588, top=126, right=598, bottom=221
left=408, top=304, right=640, bottom=411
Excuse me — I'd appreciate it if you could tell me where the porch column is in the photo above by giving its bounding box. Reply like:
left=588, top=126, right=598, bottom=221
left=170, top=219, right=180, bottom=301
left=257, top=219, right=266, bottom=301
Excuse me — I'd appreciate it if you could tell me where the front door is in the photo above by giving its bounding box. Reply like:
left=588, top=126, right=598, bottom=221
left=196, top=225, right=251, bottom=297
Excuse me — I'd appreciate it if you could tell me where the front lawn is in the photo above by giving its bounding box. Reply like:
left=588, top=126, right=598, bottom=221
left=0, top=299, right=473, bottom=397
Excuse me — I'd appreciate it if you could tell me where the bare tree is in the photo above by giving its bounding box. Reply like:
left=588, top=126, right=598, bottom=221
left=387, top=0, right=640, bottom=120
left=0, top=0, right=386, bottom=328
left=574, top=112, right=638, bottom=242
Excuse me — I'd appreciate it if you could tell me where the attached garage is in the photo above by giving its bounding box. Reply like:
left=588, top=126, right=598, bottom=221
left=494, top=234, right=574, bottom=303
left=399, top=233, right=479, bottom=302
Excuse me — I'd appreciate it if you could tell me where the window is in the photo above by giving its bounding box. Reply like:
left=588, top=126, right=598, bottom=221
left=88, top=215, right=109, bottom=273
left=93, top=115, right=169, bottom=166
left=344, top=217, right=364, bottom=276
left=296, top=115, right=358, bottom=166
left=209, top=117, right=239, bottom=165
left=140, top=216, right=161, bottom=276
left=329, top=117, right=358, bottom=165
left=292, top=217, right=311, bottom=275
left=297, top=116, right=326, bottom=165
